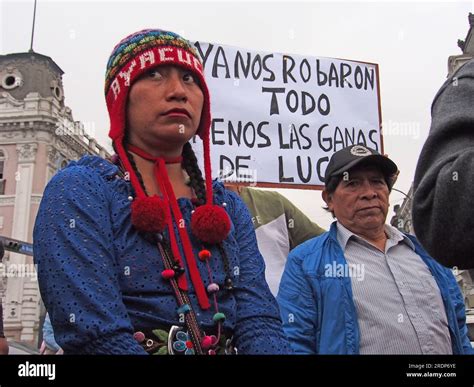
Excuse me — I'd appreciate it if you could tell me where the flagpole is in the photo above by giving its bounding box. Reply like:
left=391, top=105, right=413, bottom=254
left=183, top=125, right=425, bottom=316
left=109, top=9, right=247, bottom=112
left=29, top=0, right=37, bottom=52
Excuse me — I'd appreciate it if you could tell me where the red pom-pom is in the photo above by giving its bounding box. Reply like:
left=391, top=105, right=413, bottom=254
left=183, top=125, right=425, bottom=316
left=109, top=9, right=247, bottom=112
left=191, top=205, right=231, bottom=244
left=201, top=335, right=213, bottom=350
left=133, top=331, right=145, bottom=343
left=161, top=269, right=175, bottom=279
left=131, top=196, right=168, bottom=233
left=198, top=249, right=211, bottom=261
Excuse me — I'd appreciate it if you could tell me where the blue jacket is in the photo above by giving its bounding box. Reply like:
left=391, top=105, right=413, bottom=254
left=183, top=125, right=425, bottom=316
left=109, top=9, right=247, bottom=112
left=42, top=313, right=61, bottom=352
left=33, top=156, right=291, bottom=354
left=277, top=222, right=474, bottom=354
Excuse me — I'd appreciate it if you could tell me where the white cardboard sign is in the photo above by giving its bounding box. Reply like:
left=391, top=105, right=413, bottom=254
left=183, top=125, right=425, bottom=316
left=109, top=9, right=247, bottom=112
left=192, top=42, right=382, bottom=189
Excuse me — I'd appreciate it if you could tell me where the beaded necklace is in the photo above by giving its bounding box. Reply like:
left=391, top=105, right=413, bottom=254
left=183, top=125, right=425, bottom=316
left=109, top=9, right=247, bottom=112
left=112, top=150, right=233, bottom=354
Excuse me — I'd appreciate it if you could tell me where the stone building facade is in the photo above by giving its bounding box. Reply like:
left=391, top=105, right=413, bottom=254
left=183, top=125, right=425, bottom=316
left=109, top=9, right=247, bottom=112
left=0, top=51, right=108, bottom=344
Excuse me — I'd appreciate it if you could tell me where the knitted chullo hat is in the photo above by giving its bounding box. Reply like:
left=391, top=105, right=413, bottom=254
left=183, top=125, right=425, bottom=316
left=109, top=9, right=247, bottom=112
left=105, top=29, right=231, bottom=309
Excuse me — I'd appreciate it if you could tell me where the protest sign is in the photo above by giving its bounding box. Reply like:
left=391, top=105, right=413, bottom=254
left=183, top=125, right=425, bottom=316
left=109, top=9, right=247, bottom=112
left=192, top=42, right=382, bottom=189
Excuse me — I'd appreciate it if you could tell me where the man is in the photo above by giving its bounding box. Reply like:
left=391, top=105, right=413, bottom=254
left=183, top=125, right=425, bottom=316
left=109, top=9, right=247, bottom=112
left=413, top=58, right=474, bottom=269
left=277, top=144, right=473, bottom=354
left=226, top=185, right=325, bottom=295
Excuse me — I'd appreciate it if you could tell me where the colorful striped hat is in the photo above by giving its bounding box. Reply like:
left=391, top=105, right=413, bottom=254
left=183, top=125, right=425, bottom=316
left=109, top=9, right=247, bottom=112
left=105, top=29, right=211, bottom=141
left=104, top=29, right=230, bottom=311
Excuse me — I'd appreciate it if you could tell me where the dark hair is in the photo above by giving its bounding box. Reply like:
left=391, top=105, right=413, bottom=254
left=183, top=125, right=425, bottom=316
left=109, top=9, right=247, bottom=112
left=322, top=176, right=342, bottom=218
left=182, top=142, right=206, bottom=206
left=125, top=147, right=147, bottom=195
left=324, top=176, right=343, bottom=195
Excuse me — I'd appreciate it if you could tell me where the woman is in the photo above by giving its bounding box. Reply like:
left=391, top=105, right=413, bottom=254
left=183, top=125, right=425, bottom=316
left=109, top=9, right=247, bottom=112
left=33, top=29, right=291, bottom=355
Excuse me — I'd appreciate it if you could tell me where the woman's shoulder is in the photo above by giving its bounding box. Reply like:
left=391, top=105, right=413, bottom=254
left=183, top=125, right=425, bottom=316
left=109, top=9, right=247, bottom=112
left=52, top=155, right=119, bottom=183
left=66, top=155, right=120, bottom=177
left=212, top=180, right=239, bottom=206
left=44, top=155, right=122, bottom=197
left=212, top=180, right=251, bottom=222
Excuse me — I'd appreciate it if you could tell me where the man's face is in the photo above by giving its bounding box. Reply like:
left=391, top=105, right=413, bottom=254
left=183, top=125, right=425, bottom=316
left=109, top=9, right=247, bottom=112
left=323, top=165, right=390, bottom=234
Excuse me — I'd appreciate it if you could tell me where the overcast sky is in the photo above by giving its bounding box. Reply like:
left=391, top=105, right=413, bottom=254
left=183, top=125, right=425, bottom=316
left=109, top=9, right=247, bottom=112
left=1, top=0, right=472, bottom=229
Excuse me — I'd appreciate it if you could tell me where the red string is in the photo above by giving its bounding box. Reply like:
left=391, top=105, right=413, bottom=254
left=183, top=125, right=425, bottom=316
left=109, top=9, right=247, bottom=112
left=127, top=144, right=182, bottom=164
left=156, top=159, right=210, bottom=309
left=164, top=155, right=183, bottom=164
left=202, top=135, right=213, bottom=205
left=153, top=165, right=188, bottom=292
left=126, top=143, right=210, bottom=309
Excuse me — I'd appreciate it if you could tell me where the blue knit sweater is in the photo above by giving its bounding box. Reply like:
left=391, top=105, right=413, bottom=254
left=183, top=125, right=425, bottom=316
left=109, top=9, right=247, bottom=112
left=33, top=156, right=291, bottom=354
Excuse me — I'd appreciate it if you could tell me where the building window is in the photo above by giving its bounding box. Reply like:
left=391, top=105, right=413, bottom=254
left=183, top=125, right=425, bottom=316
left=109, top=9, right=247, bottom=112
left=4, top=75, right=16, bottom=87
left=0, top=72, right=22, bottom=90
left=50, top=80, right=64, bottom=101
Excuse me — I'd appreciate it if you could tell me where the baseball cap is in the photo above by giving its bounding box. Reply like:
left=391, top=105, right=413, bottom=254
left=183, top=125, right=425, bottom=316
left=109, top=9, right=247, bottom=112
left=324, top=145, right=398, bottom=185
